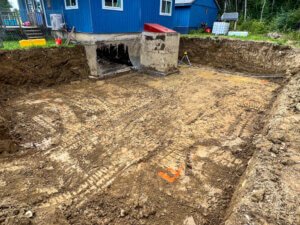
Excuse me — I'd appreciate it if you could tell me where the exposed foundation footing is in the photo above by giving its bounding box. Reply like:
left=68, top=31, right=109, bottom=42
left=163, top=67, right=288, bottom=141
left=84, top=32, right=180, bottom=78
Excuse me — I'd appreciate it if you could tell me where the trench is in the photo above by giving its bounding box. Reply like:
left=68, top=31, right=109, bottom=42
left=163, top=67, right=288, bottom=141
left=0, top=38, right=299, bottom=225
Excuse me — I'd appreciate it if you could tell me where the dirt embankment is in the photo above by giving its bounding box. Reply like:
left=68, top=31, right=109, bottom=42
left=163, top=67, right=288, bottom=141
left=180, top=37, right=300, bottom=76
left=0, top=46, right=90, bottom=87
left=180, top=37, right=300, bottom=224
left=0, top=46, right=90, bottom=156
left=224, top=72, right=300, bottom=225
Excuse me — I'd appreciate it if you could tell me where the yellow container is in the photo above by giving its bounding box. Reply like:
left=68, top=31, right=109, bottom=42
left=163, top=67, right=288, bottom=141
left=19, top=40, right=32, bottom=47
left=19, top=39, right=47, bottom=48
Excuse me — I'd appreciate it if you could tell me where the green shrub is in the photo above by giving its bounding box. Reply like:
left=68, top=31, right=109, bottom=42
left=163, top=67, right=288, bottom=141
left=189, top=28, right=205, bottom=35
left=238, top=20, right=271, bottom=34
left=284, top=31, right=300, bottom=41
left=274, top=8, right=300, bottom=31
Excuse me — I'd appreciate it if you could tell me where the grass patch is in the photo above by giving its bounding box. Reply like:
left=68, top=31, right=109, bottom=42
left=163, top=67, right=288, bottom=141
left=184, top=32, right=300, bottom=48
left=1, top=39, right=74, bottom=50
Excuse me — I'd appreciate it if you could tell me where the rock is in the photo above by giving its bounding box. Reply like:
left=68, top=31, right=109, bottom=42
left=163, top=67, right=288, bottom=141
left=24, top=211, right=34, bottom=218
left=270, top=145, right=280, bottom=154
left=295, top=103, right=300, bottom=112
left=120, top=209, right=127, bottom=217
left=251, top=189, right=265, bottom=202
left=267, top=32, right=282, bottom=39
left=183, top=216, right=196, bottom=225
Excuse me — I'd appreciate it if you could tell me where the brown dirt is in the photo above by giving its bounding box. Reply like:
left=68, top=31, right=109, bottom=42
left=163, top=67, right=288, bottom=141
left=0, top=66, right=280, bottom=225
left=0, top=39, right=299, bottom=225
left=0, top=46, right=89, bottom=87
left=0, top=46, right=90, bottom=156
left=224, top=72, right=300, bottom=225
left=180, top=37, right=300, bottom=76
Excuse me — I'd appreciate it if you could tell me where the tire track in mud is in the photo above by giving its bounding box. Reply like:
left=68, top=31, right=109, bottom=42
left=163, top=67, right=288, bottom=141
left=37, top=92, right=175, bottom=209
left=18, top=92, right=262, bottom=211
left=36, top=85, right=182, bottom=208
left=2, top=69, right=280, bottom=225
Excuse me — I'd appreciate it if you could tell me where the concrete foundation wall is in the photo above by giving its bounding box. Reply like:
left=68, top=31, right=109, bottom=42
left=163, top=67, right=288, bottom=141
left=140, top=32, right=180, bottom=75
left=84, top=32, right=180, bottom=78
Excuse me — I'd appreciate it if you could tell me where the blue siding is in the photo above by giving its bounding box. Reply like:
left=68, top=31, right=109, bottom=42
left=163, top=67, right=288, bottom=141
left=42, top=0, right=93, bottom=33
left=63, top=0, right=93, bottom=32
left=90, top=0, right=141, bottom=34
left=18, top=0, right=28, bottom=23
left=42, top=0, right=64, bottom=28
left=18, top=0, right=176, bottom=34
left=189, top=2, right=218, bottom=28
left=174, top=0, right=219, bottom=34
left=90, top=0, right=176, bottom=34
left=141, top=0, right=175, bottom=30
left=173, top=6, right=190, bottom=33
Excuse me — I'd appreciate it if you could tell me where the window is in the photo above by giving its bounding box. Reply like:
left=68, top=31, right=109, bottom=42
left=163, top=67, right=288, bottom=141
left=65, top=0, right=78, bottom=10
left=160, top=0, right=172, bottom=16
left=102, top=0, right=123, bottom=11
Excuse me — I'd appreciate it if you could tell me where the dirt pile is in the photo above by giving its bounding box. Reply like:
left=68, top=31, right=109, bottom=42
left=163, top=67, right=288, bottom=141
left=0, top=46, right=90, bottom=87
left=0, top=46, right=90, bottom=156
left=180, top=37, right=300, bottom=76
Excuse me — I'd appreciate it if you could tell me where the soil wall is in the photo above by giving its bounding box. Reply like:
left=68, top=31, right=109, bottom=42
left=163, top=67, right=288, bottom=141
left=0, top=46, right=90, bottom=155
left=0, top=46, right=90, bottom=87
left=180, top=37, right=300, bottom=75
left=179, top=37, right=300, bottom=224
left=224, top=72, right=300, bottom=225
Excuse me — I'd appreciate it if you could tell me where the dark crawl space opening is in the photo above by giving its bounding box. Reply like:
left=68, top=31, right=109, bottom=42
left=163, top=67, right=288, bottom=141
left=96, top=43, right=133, bottom=76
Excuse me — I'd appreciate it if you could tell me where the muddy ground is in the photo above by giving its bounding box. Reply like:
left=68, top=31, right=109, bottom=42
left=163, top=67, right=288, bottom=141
left=0, top=40, right=299, bottom=225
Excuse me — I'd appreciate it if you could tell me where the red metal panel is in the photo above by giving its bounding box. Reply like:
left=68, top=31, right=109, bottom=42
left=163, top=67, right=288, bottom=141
left=144, top=23, right=176, bottom=33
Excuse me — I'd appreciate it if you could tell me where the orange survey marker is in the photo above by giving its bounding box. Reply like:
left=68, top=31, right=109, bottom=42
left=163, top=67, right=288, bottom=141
left=158, top=165, right=184, bottom=183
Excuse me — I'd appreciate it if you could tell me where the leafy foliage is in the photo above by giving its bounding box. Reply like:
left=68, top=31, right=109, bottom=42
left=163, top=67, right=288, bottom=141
left=239, top=20, right=270, bottom=33
left=0, top=0, right=12, bottom=11
left=215, top=1, right=300, bottom=33
left=216, top=0, right=300, bottom=20
left=273, top=8, right=300, bottom=31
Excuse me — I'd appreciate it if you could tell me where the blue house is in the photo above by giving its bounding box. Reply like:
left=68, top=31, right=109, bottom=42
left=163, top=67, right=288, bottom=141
left=17, top=0, right=176, bottom=34
left=174, top=0, right=220, bottom=34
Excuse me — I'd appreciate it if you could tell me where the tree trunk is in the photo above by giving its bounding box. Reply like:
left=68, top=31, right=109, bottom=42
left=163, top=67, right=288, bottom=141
left=271, top=0, right=275, bottom=13
left=244, top=0, right=247, bottom=21
left=260, top=0, right=267, bottom=22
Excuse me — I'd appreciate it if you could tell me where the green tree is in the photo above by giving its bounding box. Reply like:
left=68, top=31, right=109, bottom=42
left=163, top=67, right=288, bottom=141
left=0, top=0, right=12, bottom=11
left=217, top=0, right=300, bottom=20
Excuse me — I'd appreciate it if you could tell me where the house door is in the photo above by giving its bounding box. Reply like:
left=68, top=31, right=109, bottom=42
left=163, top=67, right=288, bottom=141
left=26, top=0, right=45, bottom=26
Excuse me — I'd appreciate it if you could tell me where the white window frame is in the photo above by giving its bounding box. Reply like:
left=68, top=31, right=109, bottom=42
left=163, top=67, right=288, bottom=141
left=102, top=0, right=123, bottom=11
left=64, top=0, right=78, bottom=10
left=160, top=0, right=172, bottom=16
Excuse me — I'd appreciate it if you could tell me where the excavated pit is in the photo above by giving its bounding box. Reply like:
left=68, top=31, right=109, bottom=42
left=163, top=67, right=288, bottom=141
left=0, top=38, right=299, bottom=225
